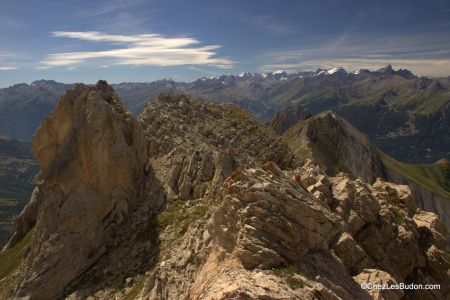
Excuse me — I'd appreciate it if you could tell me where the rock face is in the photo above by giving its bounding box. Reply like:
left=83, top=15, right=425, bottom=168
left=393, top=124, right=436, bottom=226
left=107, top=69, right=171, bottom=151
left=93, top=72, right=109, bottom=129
left=266, top=102, right=311, bottom=135
left=283, top=111, right=386, bottom=183
left=139, top=93, right=296, bottom=201
left=1, top=89, right=449, bottom=300
left=141, top=161, right=449, bottom=300
left=9, top=81, right=149, bottom=299
left=385, top=167, right=450, bottom=233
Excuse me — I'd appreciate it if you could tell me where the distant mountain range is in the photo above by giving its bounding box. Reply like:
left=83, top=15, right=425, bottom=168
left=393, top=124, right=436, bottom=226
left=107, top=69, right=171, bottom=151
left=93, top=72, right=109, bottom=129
left=1, top=65, right=449, bottom=163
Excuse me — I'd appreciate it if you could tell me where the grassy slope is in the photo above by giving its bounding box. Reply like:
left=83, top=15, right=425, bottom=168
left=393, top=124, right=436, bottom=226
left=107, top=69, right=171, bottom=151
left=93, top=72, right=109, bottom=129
left=380, top=152, right=450, bottom=198
left=0, top=229, right=33, bottom=280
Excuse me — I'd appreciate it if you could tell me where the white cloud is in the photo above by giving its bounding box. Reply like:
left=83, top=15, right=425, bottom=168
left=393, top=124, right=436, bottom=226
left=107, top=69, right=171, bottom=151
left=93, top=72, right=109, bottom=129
left=0, top=66, right=17, bottom=71
left=39, top=31, right=233, bottom=69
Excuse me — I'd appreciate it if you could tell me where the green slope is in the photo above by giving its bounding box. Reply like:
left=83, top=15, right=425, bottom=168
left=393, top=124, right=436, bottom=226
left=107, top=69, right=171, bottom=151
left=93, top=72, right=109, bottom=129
left=380, top=153, right=450, bottom=198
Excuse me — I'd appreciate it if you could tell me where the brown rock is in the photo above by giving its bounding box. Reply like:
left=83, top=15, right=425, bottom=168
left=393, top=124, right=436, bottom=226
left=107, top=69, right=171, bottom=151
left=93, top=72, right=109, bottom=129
left=13, top=81, right=149, bottom=299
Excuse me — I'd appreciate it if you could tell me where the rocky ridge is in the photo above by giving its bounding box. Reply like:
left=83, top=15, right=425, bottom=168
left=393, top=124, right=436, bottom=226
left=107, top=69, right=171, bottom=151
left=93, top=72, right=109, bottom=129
left=278, top=109, right=450, bottom=232
left=282, top=111, right=386, bottom=183
left=1, top=83, right=448, bottom=300
left=266, top=102, right=311, bottom=135
left=141, top=160, right=449, bottom=299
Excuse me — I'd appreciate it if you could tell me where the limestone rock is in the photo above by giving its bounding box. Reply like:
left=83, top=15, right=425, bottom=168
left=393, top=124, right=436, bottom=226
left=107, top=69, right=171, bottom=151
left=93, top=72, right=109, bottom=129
left=353, top=269, right=404, bottom=300
left=11, top=81, right=149, bottom=299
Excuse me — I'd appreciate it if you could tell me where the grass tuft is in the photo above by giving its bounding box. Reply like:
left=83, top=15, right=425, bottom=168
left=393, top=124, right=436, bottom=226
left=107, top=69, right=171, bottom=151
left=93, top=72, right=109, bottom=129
left=272, top=265, right=305, bottom=290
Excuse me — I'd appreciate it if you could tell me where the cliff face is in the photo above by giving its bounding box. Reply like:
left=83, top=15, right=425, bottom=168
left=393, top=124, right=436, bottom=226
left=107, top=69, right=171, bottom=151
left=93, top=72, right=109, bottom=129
left=1, top=85, right=448, bottom=300
left=5, top=81, right=151, bottom=299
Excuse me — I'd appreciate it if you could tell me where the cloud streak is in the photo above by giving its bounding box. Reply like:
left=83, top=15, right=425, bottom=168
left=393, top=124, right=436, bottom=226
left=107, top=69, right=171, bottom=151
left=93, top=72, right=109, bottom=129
left=0, top=66, right=17, bottom=71
left=39, top=31, right=233, bottom=69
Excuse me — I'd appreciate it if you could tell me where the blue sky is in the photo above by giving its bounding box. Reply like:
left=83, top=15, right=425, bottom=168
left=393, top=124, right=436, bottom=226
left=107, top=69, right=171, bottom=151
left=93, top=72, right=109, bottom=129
left=1, top=0, right=450, bottom=87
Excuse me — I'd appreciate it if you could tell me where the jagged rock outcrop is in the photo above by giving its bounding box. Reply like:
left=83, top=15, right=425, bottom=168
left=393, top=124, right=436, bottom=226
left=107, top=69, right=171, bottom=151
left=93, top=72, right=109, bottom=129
left=139, top=93, right=296, bottom=202
left=385, top=167, right=450, bottom=232
left=6, top=81, right=150, bottom=299
left=266, top=102, right=311, bottom=135
left=139, top=161, right=449, bottom=300
left=283, top=111, right=386, bottom=183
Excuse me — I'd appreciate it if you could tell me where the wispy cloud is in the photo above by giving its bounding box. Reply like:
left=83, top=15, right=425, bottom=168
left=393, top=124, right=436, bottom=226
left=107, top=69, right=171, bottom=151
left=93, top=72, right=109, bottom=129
left=39, top=31, right=233, bottom=69
left=76, top=0, right=147, bottom=19
left=0, top=66, right=17, bottom=71
left=242, top=14, right=293, bottom=34
left=0, top=15, right=27, bottom=29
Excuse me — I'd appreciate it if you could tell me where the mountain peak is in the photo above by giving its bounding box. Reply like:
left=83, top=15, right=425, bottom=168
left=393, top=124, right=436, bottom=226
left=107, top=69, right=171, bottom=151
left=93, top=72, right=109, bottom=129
left=267, top=102, right=311, bottom=134
left=326, top=67, right=347, bottom=75
left=315, top=67, right=347, bottom=76
left=378, top=64, right=394, bottom=73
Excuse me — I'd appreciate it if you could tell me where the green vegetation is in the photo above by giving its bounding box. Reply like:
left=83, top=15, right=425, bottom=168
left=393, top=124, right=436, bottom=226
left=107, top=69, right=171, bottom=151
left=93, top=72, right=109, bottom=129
left=381, top=152, right=450, bottom=198
left=157, top=199, right=209, bottom=250
left=393, top=208, right=406, bottom=226
left=123, top=275, right=146, bottom=300
left=272, top=265, right=305, bottom=290
left=0, top=229, right=33, bottom=280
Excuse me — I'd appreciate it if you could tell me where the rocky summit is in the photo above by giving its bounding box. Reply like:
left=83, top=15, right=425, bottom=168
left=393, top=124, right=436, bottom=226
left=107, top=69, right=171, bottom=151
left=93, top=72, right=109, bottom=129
left=0, top=82, right=448, bottom=300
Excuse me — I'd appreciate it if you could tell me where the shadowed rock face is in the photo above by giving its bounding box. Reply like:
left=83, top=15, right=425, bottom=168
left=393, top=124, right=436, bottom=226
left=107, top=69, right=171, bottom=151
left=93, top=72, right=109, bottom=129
left=266, top=102, right=311, bottom=135
left=12, top=81, right=149, bottom=299
left=283, top=112, right=386, bottom=183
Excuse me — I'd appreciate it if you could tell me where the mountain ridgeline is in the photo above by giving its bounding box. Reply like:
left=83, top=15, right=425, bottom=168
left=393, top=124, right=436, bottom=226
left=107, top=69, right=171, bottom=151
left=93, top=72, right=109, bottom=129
left=0, top=82, right=448, bottom=300
left=277, top=107, right=450, bottom=230
left=1, top=66, right=449, bottom=163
